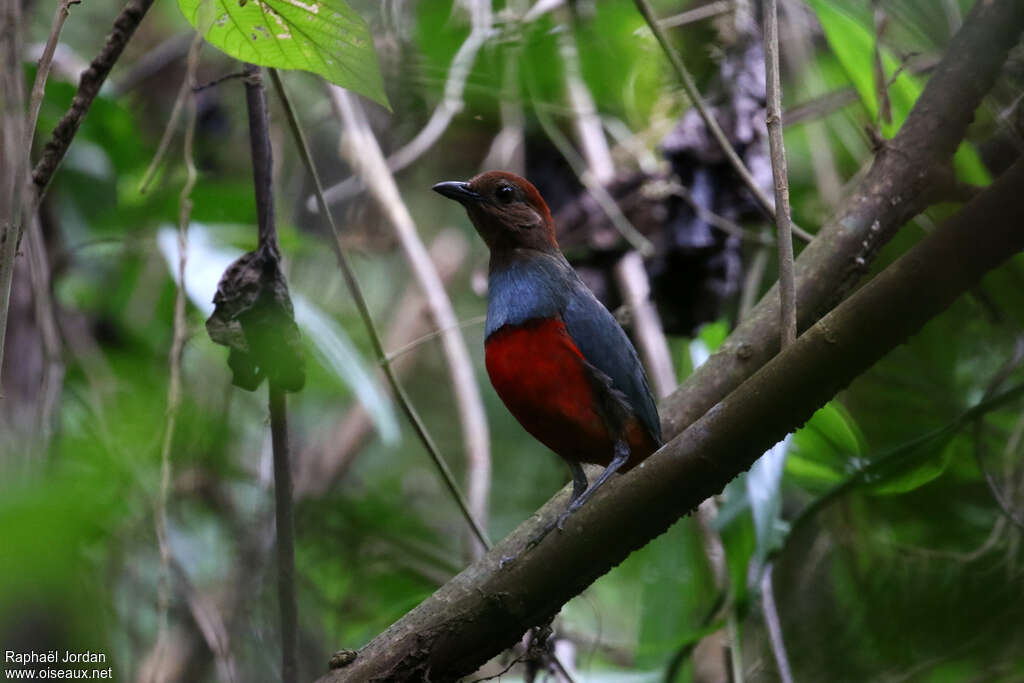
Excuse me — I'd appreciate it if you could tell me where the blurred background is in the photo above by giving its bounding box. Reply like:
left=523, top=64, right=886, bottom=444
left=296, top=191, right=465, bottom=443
left=3, top=0, right=1024, bottom=680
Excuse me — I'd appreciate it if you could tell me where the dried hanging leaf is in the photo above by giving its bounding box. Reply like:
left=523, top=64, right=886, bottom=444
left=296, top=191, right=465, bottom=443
left=206, top=246, right=305, bottom=392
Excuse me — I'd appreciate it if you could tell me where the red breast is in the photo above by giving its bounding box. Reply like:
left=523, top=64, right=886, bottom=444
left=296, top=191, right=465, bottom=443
left=485, top=317, right=658, bottom=469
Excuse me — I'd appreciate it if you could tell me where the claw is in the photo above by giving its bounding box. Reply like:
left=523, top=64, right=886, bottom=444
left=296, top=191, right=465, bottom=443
left=525, top=519, right=559, bottom=550
left=555, top=511, right=570, bottom=531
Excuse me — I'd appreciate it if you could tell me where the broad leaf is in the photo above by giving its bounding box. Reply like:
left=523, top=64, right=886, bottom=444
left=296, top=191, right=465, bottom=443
left=868, top=432, right=959, bottom=496
left=806, top=0, right=989, bottom=185
left=179, top=0, right=389, bottom=108
left=787, top=402, right=864, bottom=492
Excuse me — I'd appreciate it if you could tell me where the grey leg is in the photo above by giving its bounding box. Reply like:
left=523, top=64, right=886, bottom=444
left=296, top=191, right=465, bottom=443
left=568, top=460, right=589, bottom=503
left=558, top=439, right=630, bottom=528
left=521, top=440, right=631, bottom=553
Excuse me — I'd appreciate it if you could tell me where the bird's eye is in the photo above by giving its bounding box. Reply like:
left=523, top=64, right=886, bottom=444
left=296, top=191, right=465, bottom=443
left=495, top=185, right=515, bottom=203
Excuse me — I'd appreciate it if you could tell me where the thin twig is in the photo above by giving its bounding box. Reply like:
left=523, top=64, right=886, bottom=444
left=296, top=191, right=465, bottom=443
left=613, top=252, right=675, bottom=399
left=329, top=84, right=493, bottom=560
left=269, top=70, right=492, bottom=552
left=140, top=95, right=188, bottom=195
left=660, top=0, right=731, bottom=29
left=664, top=181, right=774, bottom=245
left=782, top=54, right=940, bottom=128
left=757, top=5, right=797, bottom=679
left=152, top=33, right=201, bottom=683
left=139, top=33, right=203, bottom=194
left=780, top=0, right=842, bottom=209
left=759, top=564, right=794, bottom=683
left=294, top=232, right=474, bottom=500
left=25, top=214, right=64, bottom=446
left=244, top=63, right=297, bottom=683
left=555, top=6, right=614, bottom=184
left=25, top=0, right=78, bottom=159
left=193, top=71, right=247, bottom=93
left=0, top=0, right=27, bottom=391
left=764, top=0, right=797, bottom=349
left=871, top=1, right=892, bottom=127
left=890, top=515, right=1005, bottom=564
left=315, top=0, right=493, bottom=209
left=480, top=37, right=526, bottom=174
left=112, top=31, right=194, bottom=95
left=529, top=80, right=654, bottom=255
left=384, top=314, right=487, bottom=365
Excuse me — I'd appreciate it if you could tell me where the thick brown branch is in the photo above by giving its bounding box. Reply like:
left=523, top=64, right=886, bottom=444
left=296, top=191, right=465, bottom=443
left=659, top=0, right=1024, bottom=439
left=317, top=154, right=1024, bottom=683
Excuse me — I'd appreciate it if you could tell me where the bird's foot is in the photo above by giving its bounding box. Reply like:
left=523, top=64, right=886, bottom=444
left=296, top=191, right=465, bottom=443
left=524, top=518, right=560, bottom=552
left=555, top=508, right=573, bottom=531
left=499, top=518, right=560, bottom=568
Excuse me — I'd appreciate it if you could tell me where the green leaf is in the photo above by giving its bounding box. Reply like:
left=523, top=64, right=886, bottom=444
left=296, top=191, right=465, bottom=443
left=787, top=402, right=864, bottom=491
left=868, top=432, right=959, bottom=495
left=805, top=0, right=989, bottom=185
left=698, top=319, right=729, bottom=352
left=178, top=0, right=390, bottom=109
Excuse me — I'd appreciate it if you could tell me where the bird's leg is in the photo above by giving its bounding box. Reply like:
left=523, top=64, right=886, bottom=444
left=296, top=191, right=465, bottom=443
left=556, top=439, right=630, bottom=529
left=512, top=463, right=588, bottom=560
left=567, top=460, right=589, bottom=503
left=522, top=440, right=630, bottom=553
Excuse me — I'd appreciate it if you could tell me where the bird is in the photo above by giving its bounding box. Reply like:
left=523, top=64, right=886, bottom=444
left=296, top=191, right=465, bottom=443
left=433, top=171, right=662, bottom=539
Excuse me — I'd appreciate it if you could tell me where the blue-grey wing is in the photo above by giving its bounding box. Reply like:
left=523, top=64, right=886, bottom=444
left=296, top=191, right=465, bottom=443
left=562, top=284, right=663, bottom=445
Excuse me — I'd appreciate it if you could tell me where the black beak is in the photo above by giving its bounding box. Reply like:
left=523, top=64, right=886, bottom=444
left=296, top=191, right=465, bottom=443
left=432, top=181, right=482, bottom=205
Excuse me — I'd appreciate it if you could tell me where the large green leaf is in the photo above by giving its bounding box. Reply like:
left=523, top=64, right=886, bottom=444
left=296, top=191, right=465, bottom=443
left=867, top=432, right=962, bottom=496
left=805, top=0, right=989, bottom=185
left=178, top=0, right=389, bottom=108
left=787, top=401, right=865, bottom=492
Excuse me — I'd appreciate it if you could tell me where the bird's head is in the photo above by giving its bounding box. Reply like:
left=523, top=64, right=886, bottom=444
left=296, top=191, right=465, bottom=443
left=433, top=171, right=558, bottom=253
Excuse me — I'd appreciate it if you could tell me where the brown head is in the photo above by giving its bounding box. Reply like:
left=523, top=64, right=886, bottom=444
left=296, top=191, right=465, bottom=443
left=433, top=171, right=558, bottom=253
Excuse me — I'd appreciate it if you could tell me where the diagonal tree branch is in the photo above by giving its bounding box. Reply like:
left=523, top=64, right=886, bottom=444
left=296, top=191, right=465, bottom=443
left=270, top=71, right=493, bottom=556
left=316, top=153, right=1024, bottom=683
left=328, top=85, right=493, bottom=560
